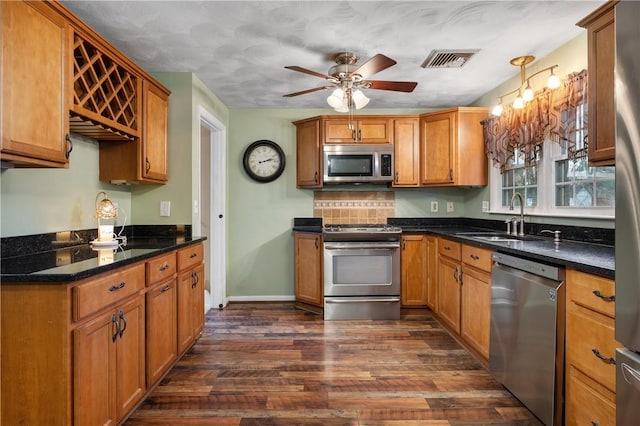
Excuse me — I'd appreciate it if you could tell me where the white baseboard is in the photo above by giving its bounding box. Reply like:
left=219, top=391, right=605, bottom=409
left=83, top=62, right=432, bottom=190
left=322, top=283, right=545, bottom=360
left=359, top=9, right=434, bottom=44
left=226, top=295, right=296, bottom=303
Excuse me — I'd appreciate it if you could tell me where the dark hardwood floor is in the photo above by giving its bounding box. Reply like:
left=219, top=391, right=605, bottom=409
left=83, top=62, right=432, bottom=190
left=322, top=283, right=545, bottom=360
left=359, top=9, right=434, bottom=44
left=125, top=303, right=541, bottom=425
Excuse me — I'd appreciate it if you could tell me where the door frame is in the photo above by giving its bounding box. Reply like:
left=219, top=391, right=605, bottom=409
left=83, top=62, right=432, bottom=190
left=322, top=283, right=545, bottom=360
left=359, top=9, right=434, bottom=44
left=197, top=106, right=227, bottom=310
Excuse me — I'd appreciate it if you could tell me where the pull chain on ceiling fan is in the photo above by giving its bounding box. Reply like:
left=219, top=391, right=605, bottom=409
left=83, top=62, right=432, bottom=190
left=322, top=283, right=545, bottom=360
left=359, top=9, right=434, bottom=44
left=283, top=52, right=418, bottom=112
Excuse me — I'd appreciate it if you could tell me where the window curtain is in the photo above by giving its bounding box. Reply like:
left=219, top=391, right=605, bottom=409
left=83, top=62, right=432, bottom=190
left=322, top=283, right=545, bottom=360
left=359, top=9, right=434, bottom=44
left=481, top=69, right=588, bottom=172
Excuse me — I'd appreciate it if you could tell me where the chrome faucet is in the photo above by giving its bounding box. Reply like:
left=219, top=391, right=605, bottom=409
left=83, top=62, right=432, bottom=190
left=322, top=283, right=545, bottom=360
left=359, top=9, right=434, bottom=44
left=509, top=192, right=525, bottom=236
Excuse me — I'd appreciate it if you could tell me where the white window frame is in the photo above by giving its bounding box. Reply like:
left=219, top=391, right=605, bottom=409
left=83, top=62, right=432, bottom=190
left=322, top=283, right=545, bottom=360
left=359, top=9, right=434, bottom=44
left=489, top=138, right=614, bottom=219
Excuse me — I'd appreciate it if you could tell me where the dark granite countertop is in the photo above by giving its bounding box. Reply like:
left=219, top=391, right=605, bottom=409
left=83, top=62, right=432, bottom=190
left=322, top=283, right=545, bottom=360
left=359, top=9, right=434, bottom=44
left=292, top=217, right=615, bottom=279
left=1, top=236, right=206, bottom=283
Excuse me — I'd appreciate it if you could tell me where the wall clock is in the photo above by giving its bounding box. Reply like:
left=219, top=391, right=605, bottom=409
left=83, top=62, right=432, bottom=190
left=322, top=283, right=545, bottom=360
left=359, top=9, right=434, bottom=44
left=242, top=140, right=286, bottom=183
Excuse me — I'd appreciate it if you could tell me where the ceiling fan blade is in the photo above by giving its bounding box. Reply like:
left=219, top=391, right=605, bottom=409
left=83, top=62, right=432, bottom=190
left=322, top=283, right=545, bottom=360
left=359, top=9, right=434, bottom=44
left=352, top=54, right=397, bottom=79
left=365, top=80, right=418, bottom=93
left=283, top=85, right=333, bottom=97
left=284, top=65, right=333, bottom=80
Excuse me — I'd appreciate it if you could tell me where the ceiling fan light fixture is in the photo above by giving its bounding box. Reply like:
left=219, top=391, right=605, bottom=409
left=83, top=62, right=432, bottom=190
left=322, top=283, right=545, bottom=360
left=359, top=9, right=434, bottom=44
left=352, top=89, right=369, bottom=109
left=327, top=88, right=345, bottom=109
left=334, top=98, right=350, bottom=113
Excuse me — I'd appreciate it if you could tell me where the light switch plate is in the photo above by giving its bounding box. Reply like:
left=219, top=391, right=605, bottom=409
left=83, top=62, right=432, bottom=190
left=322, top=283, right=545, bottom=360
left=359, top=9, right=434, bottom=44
left=160, top=201, right=171, bottom=217
left=446, top=202, right=454, bottom=213
left=430, top=201, right=439, bottom=212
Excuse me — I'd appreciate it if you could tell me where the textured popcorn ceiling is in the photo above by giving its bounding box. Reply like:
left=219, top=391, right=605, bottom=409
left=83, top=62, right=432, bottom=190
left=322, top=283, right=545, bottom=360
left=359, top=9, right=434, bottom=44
left=61, top=1, right=601, bottom=109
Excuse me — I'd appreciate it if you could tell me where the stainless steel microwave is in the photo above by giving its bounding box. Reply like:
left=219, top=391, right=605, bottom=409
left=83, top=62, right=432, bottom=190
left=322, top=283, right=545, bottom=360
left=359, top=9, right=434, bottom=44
left=323, top=144, right=394, bottom=184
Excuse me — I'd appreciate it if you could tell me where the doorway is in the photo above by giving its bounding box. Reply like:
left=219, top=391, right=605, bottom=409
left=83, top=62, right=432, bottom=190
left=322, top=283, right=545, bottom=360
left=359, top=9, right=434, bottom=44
left=198, top=107, right=227, bottom=311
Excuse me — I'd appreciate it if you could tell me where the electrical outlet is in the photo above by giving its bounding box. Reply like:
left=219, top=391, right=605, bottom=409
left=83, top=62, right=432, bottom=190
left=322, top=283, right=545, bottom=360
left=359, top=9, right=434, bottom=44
left=160, top=201, right=171, bottom=217
left=430, top=201, right=439, bottom=212
left=446, top=202, right=454, bottom=213
left=482, top=201, right=489, bottom=213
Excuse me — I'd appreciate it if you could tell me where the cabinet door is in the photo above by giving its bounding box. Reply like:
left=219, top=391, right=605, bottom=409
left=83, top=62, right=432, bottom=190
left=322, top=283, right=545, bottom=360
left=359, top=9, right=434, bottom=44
left=146, top=279, right=177, bottom=386
left=1, top=1, right=69, bottom=167
left=393, top=118, right=420, bottom=186
left=296, top=119, right=322, bottom=188
left=115, top=296, right=146, bottom=420
left=142, top=80, right=169, bottom=181
left=566, top=366, right=616, bottom=426
left=437, top=255, right=461, bottom=333
left=294, top=233, right=323, bottom=306
left=401, top=235, right=428, bottom=306
left=460, top=266, right=491, bottom=360
left=177, top=264, right=205, bottom=354
left=425, top=236, right=438, bottom=312
left=357, top=118, right=392, bottom=143
left=580, top=4, right=615, bottom=166
left=324, top=119, right=356, bottom=143
left=421, top=112, right=455, bottom=184
left=75, top=310, right=117, bottom=426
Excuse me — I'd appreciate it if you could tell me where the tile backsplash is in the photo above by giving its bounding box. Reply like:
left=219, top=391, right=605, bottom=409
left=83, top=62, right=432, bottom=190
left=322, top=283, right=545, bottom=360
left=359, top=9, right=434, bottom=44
left=314, top=191, right=394, bottom=224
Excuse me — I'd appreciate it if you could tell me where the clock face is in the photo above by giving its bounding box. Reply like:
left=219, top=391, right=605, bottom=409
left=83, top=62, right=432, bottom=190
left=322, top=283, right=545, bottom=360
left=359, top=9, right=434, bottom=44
left=243, top=140, right=286, bottom=183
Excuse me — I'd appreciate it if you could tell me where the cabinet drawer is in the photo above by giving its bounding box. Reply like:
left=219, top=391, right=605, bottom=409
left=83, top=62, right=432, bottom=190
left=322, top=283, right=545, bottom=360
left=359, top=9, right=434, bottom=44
left=438, top=239, right=460, bottom=260
left=73, top=263, right=145, bottom=320
left=461, top=244, right=493, bottom=272
left=566, top=366, right=615, bottom=426
left=146, top=252, right=176, bottom=285
left=177, top=243, right=203, bottom=271
left=567, top=307, right=622, bottom=392
left=567, top=269, right=615, bottom=317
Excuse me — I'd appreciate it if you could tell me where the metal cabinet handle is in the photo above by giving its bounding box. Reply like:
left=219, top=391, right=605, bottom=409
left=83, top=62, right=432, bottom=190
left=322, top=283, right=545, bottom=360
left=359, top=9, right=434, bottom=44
left=159, top=264, right=170, bottom=272
left=444, top=246, right=451, bottom=251
left=453, top=267, right=459, bottom=283
left=593, top=290, right=615, bottom=302
left=145, top=157, right=151, bottom=174
left=314, top=237, right=319, bottom=250
left=459, top=267, right=463, bottom=284
left=470, top=254, right=480, bottom=260
left=402, top=238, right=406, bottom=250
left=357, top=129, right=362, bottom=141
left=159, top=284, right=171, bottom=293
left=394, top=172, right=398, bottom=183
left=109, top=282, right=125, bottom=292
left=190, top=253, right=198, bottom=259
left=314, top=171, right=318, bottom=184
left=448, top=169, right=454, bottom=181
left=592, top=348, right=616, bottom=364
left=118, top=310, right=127, bottom=338
left=65, top=134, right=73, bottom=159
left=111, top=313, right=120, bottom=342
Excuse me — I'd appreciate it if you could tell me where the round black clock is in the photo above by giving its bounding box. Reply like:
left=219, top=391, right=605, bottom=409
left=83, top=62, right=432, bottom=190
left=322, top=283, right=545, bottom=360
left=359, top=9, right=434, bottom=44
left=242, top=140, right=286, bottom=183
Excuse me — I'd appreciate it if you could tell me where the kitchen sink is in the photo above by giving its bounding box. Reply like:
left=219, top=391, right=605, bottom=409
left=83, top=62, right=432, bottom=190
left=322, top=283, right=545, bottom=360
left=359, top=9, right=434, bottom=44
left=455, top=231, right=540, bottom=242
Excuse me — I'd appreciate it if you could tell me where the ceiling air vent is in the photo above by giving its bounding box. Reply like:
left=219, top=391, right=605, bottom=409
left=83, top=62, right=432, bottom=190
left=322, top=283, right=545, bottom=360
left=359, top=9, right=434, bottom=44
left=421, top=49, right=478, bottom=68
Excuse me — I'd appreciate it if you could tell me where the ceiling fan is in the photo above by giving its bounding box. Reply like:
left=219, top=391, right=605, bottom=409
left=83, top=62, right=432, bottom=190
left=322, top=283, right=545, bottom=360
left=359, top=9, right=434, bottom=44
left=283, top=52, right=418, bottom=112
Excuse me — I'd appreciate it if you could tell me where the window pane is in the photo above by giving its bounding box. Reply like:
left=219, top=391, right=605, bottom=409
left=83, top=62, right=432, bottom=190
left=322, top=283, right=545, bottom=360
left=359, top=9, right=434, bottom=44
left=556, top=161, right=569, bottom=183
left=556, top=184, right=572, bottom=207
left=502, top=190, right=511, bottom=207
left=514, top=168, right=525, bottom=186
left=525, top=187, right=537, bottom=207
left=526, top=167, right=537, bottom=185
left=596, top=180, right=615, bottom=207
left=574, top=182, right=593, bottom=207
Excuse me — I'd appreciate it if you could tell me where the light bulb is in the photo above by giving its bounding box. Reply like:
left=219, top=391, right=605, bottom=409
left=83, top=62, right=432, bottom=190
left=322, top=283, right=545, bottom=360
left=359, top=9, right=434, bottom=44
left=491, top=102, right=503, bottom=116
left=522, top=83, right=534, bottom=102
left=513, top=95, right=524, bottom=109
left=352, top=89, right=370, bottom=109
left=334, top=96, right=349, bottom=113
left=327, top=88, right=345, bottom=109
left=547, top=72, right=560, bottom=89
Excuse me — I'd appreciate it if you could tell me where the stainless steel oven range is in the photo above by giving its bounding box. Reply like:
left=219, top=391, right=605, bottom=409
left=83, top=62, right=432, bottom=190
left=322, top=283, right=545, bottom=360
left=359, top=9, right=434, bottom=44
left=322, top=224, right=401, bottom=320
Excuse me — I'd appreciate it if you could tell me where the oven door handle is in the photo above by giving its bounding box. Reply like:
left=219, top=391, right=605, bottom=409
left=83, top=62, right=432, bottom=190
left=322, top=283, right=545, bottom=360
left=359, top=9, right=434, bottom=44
left=323, top=242, right=400, bottom=250
left=325, top=297, right=401, bottom=303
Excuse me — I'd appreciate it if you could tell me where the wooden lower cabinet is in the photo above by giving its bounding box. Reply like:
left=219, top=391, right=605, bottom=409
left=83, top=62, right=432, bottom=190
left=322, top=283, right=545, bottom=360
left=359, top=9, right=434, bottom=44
left=460, top=264, right=491, bottom=360
left=565, top=269, right=621, bottom=425
left=401, top=234, right=428, bottom=307
left=75, top=294, right=146, bottom=425
left=294, top=232, right=323, bottom=309
left=178, top=263, right=205, bottom=354
left=146, top=278, right=178, bottom=386
left=437, top=240, right=462, bottom=333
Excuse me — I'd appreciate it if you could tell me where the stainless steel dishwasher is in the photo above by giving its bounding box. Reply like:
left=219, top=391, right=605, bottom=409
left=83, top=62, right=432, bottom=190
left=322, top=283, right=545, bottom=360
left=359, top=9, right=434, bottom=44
left=489, top=252, right=565, bottom=426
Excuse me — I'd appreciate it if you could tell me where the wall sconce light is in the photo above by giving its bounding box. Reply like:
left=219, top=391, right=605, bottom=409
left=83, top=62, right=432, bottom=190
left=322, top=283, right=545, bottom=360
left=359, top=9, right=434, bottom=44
left=491, top=55, right=560, bottom=116
left=92, top=191, right=118, bottom=247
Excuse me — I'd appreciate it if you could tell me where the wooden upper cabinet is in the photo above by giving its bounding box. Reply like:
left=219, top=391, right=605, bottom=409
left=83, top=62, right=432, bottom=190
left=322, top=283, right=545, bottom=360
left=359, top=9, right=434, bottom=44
left=577, top=1, right=618, bottom=166
left=141, top=80, right=169, bottom=182
left=294, top=117, right=322, bottom=188
left=420, top=107, right=488, bottom=187
left=324, top=117, right=392, bottom=144
left=393, top=117, right=420, bottom=187
left=1, top=1, right=70, bottom=167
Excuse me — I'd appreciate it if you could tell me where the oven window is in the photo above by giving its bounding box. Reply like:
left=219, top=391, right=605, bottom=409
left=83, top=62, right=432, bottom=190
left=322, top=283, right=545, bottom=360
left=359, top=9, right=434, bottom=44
left=333, top=255, right=392, bottom=285
left=327, top=155, right=373, bottom=177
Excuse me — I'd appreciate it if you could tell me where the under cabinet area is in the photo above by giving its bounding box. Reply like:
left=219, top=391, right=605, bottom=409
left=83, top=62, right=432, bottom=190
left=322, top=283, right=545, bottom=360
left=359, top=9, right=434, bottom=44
left=565, top=269, right=621, bottom=425
left=0, top=241, right=205, bottom=426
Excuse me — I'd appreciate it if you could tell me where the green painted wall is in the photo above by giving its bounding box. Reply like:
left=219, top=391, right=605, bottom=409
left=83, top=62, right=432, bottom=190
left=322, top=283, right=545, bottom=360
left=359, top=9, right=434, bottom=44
left=0, top=134, right=132, bottom=238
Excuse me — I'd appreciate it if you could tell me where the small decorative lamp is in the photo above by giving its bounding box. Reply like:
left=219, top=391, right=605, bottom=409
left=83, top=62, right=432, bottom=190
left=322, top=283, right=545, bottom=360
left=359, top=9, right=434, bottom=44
left=93, top=191, right=118, bottom=245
